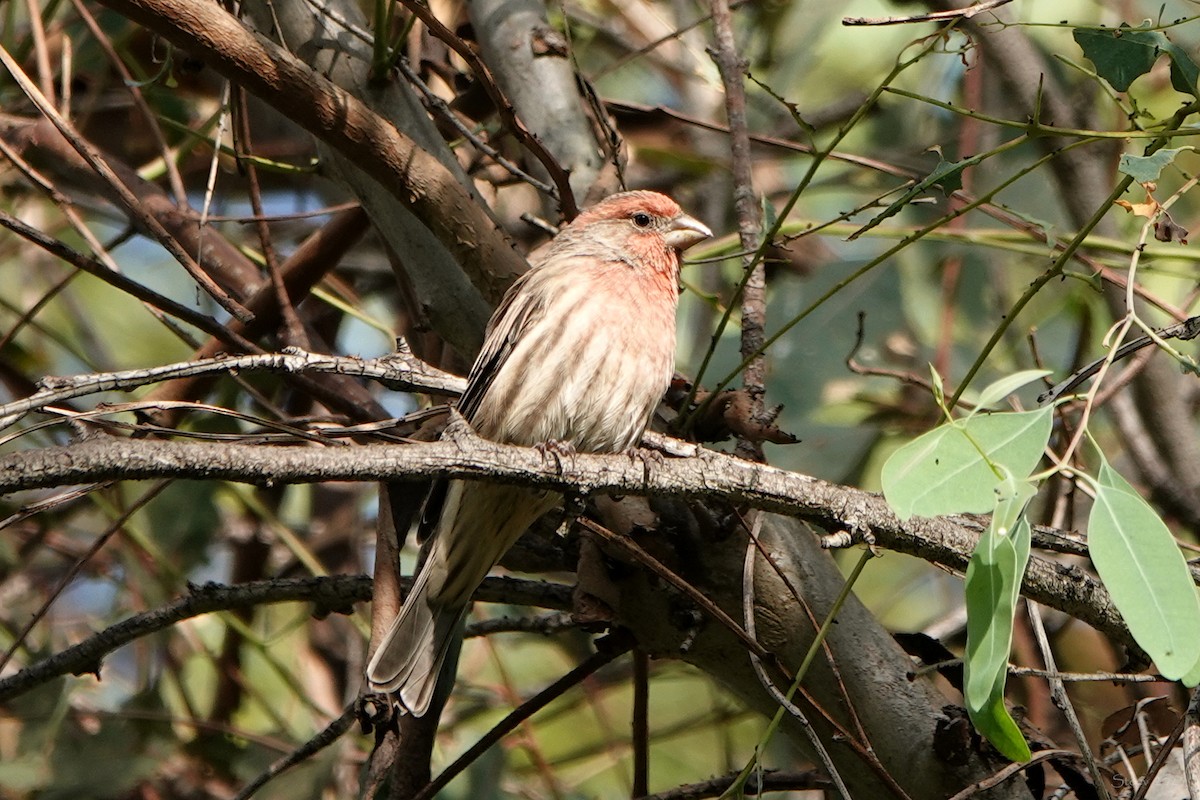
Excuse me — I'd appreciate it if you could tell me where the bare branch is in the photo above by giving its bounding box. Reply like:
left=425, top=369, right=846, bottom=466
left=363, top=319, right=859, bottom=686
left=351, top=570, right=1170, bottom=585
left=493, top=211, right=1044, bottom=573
left=843, top=0, right=1013, bottom=26
left=707, top=0, right=767, bottom=462
left=91, top=0, right=528, bottom=303
left=0, top=431, right=1134, bottom=651
left=0, top=348, right=464, bottom=429
left=0, top=574, right=571, bottom=702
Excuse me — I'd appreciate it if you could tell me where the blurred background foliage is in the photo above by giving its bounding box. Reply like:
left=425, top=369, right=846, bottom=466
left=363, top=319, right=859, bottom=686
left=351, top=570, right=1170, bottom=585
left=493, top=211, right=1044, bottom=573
left=2, top=0, right=1200, bottom=797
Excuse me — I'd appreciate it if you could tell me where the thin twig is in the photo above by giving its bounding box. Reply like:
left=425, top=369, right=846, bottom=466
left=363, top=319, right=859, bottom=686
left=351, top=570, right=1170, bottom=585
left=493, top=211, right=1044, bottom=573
left=396, top=58, right=554, bottom=195
left=1039, top=315, right=1200, bottom=404
left=0, top=574, right=572, bottom=703
left=233, top=703, right=358, bottom=800
left=0, top=348, right=462, bottom=430
left=1130, top=712, right=1187, bottom=800
left=231, top=84, right=308, bottom=347
left=0, top=481, right=169, bottom=673
left=0, top=209, right=261, bottom=355
left=843, top=0, right=1013, bottom=26
left=577, top=518, right=770, bottom=661
left=396, top=0, right=576, bottom=216
left=633, top=769, right=828, bottom=800
left=1026, top=602, right=1111, bottom=800
left=0, top=44, right=254, bottom=323
left=69, top=0, right=189, bottom=205
left=945, top=748, right=1083, bottom=800
left=708, top=0, right=765, bottom=462
left=740, top=526, right=853, bottom=799
left=409, top=637, right=633, bottom=800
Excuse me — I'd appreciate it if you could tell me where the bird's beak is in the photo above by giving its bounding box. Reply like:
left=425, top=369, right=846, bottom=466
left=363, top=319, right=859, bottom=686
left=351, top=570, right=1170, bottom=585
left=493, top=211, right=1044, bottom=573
left=664, top=214, right=713, bottom=251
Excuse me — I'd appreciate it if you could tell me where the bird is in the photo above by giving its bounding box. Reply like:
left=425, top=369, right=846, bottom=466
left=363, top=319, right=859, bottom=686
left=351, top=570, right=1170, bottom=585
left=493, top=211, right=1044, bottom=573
left=366, top=190, right=712, bottom=716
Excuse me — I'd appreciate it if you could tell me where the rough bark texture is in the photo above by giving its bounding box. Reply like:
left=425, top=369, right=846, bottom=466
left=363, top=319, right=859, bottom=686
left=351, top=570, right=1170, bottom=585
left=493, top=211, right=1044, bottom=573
left=0, top=433, right=1133, bottom=655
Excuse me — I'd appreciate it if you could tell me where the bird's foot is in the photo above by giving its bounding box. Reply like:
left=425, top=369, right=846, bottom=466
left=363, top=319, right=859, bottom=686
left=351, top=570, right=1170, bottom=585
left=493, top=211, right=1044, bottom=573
left=535, top=439, right=577, bottom=475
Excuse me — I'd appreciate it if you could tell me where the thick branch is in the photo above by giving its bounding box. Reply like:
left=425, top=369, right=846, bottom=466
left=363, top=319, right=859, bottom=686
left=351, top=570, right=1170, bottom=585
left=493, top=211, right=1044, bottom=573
left=467, top=0, right=607, bottom=211
left=0, top=431, right=1131, bottom=650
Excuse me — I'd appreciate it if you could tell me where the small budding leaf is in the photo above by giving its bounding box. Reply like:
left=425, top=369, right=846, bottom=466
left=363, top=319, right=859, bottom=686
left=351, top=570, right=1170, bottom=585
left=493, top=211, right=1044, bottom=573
left=1088, top=460, right=1200, bottom=679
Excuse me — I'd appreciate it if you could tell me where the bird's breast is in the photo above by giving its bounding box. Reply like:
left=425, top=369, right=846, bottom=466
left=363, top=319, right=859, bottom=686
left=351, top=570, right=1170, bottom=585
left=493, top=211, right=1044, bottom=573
left=472, top=273, right=678, bottom=453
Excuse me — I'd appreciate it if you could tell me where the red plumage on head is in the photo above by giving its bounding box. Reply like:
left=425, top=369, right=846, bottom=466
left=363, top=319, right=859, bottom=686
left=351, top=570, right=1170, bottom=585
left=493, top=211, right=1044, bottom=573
left=571, top=190, right=684, bottom=226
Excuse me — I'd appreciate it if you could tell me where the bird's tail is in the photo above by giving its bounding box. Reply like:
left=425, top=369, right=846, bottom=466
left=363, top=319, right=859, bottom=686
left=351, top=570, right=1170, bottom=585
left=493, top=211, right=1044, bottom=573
left=366, top=554, right=466, bottom=717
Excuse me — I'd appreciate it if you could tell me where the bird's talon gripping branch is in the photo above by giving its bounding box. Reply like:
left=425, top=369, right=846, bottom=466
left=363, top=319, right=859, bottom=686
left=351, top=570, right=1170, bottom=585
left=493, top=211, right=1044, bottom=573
left=626, top=446, right=664, bottom=487
left=535, top=439, right=577, bottom=475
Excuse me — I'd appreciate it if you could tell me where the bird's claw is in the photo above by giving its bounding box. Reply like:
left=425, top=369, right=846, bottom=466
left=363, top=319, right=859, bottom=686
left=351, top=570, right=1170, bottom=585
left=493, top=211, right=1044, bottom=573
left=535, top=439, right=577, bottom=475
left=626, top=446, right=664, bottom=485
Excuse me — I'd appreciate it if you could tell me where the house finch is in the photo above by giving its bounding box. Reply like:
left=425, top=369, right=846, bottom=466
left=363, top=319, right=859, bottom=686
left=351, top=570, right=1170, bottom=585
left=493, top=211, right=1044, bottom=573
left=366, top=190, right=712, bottom=716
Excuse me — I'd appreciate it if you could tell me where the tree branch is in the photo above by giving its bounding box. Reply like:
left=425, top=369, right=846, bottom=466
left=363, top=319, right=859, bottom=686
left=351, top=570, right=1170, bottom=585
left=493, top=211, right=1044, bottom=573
left=0, top=347, right=464, bottom=429
left=92, top=0, right=527, bottom=304
left=0, top=430, right=1133, bottom=652
left=0, top=574, right=571, bottom=703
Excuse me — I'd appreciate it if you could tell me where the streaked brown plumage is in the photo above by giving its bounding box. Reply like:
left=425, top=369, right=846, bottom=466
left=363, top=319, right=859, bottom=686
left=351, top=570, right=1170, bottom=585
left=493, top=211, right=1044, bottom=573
left=366, top=191, right=712, bottom=715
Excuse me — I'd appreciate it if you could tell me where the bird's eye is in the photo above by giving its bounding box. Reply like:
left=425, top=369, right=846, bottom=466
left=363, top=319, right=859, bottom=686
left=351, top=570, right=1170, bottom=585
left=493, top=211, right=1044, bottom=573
left=632, top=212, right=653, bottom=228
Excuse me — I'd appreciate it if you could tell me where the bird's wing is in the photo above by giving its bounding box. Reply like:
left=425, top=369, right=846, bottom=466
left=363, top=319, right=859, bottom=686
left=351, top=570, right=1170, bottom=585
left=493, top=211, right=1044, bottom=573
left=416, top=272, right=546, bottom=541
left=457, top=272, right=544, bottom=423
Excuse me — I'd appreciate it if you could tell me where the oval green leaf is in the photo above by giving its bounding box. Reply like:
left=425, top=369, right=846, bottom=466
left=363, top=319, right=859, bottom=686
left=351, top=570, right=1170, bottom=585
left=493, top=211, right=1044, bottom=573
left=1089, top=462, right=1200, bottom=679
left=882, top=407, right=1052, bottom=520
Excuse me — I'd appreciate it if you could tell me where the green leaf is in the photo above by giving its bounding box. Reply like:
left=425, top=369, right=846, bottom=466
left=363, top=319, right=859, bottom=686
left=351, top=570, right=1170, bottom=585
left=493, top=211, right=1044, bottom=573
left=1074, top=24, right=1199, bottom=98
left=963, top=477, right=1033, bottom=763
left=1073, top=25, right=1165, bottom=91
left=929, top=364, right=946, bottom=408
left=882, top=407, right=1053, bottom=519
left=971, top=370, right=1053, bottom=413
left=970, top=689, right=1033, bottom=763
left=964, top=480, right=1033, bottom=702
left=1089, top=461, right=1200, bottom=679
left=1118, top=147, right=1195, bottom=183
left=1163, top=41, right=1200, bottom=97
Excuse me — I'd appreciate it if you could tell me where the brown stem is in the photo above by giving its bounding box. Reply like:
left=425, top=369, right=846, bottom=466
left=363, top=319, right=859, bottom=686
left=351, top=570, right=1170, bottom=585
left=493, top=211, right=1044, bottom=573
left=409, top=635, right=634, bottom=800
left=402, top=0, right=579, bottom=217
left=708, top=0, right=765, bottom=462
left=632, top=649, right=650, bottom=797
left=230, top=84, right=308, bottom=348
